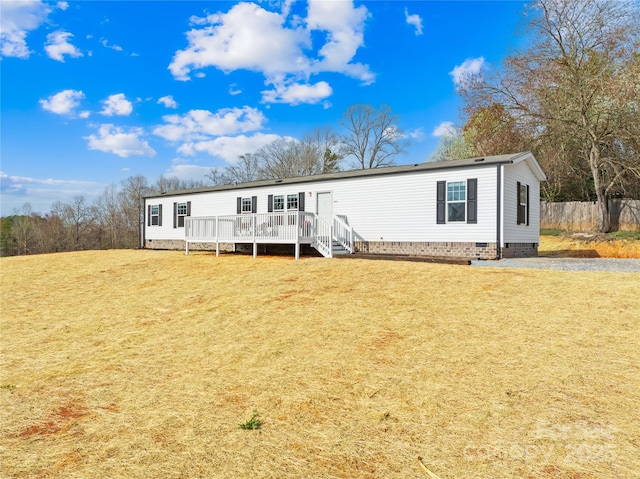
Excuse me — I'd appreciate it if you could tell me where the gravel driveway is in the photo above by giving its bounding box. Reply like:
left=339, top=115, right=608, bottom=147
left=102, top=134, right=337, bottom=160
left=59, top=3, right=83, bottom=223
left=471, top=257, right=640, bottom=273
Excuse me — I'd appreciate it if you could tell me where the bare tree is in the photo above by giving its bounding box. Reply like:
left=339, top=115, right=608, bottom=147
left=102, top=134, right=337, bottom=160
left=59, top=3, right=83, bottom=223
left=208, top=153, right=263, bottom=185
left=302, top=127, right=344, bottom=174
left=460, top=0, right=640, bottom=231
left=120, top=175, right=150, bottom=248
left=340, top=104, right=409, bottom=169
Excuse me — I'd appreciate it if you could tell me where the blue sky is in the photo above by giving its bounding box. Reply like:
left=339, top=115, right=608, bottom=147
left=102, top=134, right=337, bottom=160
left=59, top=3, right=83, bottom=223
left=1, top=0, right=527, bottom=215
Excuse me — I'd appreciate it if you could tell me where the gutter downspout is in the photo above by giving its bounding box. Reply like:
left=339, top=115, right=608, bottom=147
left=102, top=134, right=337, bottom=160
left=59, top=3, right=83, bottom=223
left=496, top=165, right=502, bottom=260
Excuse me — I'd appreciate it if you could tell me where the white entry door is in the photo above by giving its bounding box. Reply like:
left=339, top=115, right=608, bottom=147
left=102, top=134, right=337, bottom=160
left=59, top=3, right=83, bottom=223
left=317, top=192, right=333, bottom=226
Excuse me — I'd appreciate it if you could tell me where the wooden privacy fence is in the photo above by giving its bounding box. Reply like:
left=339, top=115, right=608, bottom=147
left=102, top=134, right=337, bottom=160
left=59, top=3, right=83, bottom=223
left=541, top=200, right=640, bottom=231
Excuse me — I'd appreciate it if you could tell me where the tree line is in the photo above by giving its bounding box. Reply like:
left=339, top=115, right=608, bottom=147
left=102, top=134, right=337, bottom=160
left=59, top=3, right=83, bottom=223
left=1, top=105, right=409, bottom=256
left=431, top=0, right=640, bottom=232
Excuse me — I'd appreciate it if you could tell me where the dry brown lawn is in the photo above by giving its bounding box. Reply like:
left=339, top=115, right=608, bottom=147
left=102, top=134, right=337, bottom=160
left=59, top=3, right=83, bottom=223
left=1, top=249, right=639, bottom=478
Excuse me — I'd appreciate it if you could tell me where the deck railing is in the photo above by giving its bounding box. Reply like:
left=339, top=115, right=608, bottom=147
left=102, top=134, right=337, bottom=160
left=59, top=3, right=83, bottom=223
left=185, top=211, right=350, bottom=259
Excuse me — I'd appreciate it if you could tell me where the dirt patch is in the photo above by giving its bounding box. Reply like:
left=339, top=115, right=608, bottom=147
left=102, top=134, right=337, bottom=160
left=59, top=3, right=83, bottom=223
left=539, top=235, right=640, bottom=258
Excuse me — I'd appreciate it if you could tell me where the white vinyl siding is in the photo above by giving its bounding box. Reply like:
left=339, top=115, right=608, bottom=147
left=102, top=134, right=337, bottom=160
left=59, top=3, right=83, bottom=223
left=502, top=160, right=541, bottom=244
left=145, top=165, right=500, bottom=244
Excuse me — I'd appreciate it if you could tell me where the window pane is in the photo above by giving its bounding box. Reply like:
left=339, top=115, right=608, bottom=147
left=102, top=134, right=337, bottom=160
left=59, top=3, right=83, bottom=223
left=242, top=198, right=252, bottom=212
left=274, top=195, right=284, bottom=210
left=287, top=194, right=298, bottom=210
left=151, top=205, right=159, bottom=215
left=520, top=185, right=527, bottom=204
left=447, top=182, right=466, bottom=201
left=448, top=202, right=465, bottom=222
left=151, top=216, right=159, bottom=226
left=177, top=216, right=185, bottom=227
left=177, top=203, right=187, bottom=215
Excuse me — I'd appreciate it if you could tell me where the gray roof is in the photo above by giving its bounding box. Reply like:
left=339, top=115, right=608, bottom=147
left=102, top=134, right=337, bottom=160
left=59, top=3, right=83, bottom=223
left=145, top=152, right=535, bottom=199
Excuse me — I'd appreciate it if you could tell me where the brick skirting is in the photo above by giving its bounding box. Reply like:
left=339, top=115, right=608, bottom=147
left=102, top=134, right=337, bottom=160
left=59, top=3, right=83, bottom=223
left=354, top=241, right=498, bottom=259
left=146, top=239, right=538, bottom=259
left=145, top=239, right=233, bottom=252
left=501, top=242, right=539, bottom=258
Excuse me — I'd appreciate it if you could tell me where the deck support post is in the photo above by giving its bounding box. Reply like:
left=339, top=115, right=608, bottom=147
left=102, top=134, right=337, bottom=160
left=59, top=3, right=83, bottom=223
left=252, top=215, right=257, bottom=258
left=295, top=211, right=301, bottom=260
left=216, top=217, right=219, bottom=257
left=186, top=241, right=189, bottom=255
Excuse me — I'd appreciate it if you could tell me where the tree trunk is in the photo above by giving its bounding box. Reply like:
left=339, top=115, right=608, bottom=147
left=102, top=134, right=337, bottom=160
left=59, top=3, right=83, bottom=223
left=589, top=145, right=611, bottom=233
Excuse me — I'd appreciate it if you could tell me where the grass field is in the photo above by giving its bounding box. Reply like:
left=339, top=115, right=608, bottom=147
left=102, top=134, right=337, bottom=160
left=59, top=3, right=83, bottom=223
left=1, top=246, right=639, bottom=478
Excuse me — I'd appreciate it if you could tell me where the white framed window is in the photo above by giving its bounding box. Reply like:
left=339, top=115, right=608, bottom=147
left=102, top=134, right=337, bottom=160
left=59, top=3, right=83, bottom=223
left=287, top=194, right=298, bottom=210
left=150, top=205, right=160, bottom=225
left=437, top=179, right=476, bottom=225
left=241, top=197, right=252, bottom=214
left=273, top=195, right=285, bottom=211
left=447, top=181, right=466, bottom=222
left=177, top=202, right=187, bottom=227
left=517, top=182, right=529, bottom=225
left=173, top=201, right=190, bottom=228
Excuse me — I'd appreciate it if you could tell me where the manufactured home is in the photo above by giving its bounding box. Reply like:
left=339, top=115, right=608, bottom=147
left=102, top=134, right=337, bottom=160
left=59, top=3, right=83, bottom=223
left=143, top=152, right=546, bottom=260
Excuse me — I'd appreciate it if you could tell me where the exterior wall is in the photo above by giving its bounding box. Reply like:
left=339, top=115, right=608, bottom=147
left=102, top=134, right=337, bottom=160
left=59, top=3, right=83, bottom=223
left=145, top=164, right=501, bottom=246
left=355, top=240, right=497, bottom=259
left=502, top=159, right=541, bottom=244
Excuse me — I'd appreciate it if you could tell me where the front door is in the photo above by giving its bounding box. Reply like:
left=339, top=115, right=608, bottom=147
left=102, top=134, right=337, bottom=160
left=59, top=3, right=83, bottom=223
left=317, top=192, right=333, bottom=226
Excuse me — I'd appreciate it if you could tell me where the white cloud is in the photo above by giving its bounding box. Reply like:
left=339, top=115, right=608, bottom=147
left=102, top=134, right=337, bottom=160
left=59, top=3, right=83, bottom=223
left=229, top=84, right=242, bottom=96
left=154, top=106, right=267, bottom=142
left=0, top=170, right=100, bottom=215
left=178, top=133, right=285, bottom=163
left=45, top=30, right=83, bottom=62
left=0, top=170, right=96, bottom=187
left=57, top=2, right=69, bottom=10
left=432, top=121, right=458, bottom=138
left=101, top=38, right=123, bottom=51
left=261, top=81, right=332, bottom=105
left=305, top=0, right=373, bottom=83
left=100, top=93, right=133, bottom=116
left=450, top=57, right=485, bottom=88
left=170, top=3, right=308, bottom=80
left=406, top=127, right=426, bottom=141
left=79, top=110, right=91, bottom=119
left=169, top=0, right=373, bottom=104
left=157, top=95, right=178, bottom=109
left=165, top=161, right=214, bottom=181
left=404, top=8, right=423, bottom=35
left=39, top=89, right=85, bottom=115
left=85, top=124, right=156, bottom=158
left=0, top=0, right=51, bottom=58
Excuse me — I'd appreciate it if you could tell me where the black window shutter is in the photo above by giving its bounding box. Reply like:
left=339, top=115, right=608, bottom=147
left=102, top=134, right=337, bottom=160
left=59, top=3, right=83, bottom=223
left=467, top=178, right=477, bottom=224
left=298, top=192, right=305, bottom=211
left=516, top=182, right=522, bottom=224
left=237, top=197, right=242, bottom=214
left=436, top=181, right=446, bottom=224
left=251, top=196, right=257, bottom=213
left=158, top=204, right=162, bottom=226
left=268, top=194, right=273, bottom=212
left=147, top=205, right=151, bottom=226
left=526, top=185, right=530, bottom=226
left=173, top=202, right=177, bottom=228
left=186, top=201, right=191, bottom=217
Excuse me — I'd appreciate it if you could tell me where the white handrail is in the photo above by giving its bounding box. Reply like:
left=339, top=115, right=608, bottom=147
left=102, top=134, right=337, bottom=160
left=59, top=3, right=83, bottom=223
left=332, top=215, right=353, bottom=253
left=313, top=215, right=332, bottom=258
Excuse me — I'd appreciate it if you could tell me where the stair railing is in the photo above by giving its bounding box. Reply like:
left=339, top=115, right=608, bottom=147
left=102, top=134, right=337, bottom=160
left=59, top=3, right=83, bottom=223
left=332, top=215, right=354, bottom=253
